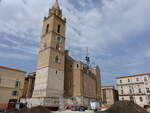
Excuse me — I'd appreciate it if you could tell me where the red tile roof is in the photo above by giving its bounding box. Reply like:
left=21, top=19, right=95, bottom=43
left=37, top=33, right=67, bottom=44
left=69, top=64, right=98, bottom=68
left=0, top=66, right=26, bottom=73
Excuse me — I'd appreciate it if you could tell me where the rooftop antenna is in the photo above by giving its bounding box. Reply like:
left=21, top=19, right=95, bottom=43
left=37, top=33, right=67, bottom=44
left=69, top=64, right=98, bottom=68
left=85, top=47, right=90, bottom=66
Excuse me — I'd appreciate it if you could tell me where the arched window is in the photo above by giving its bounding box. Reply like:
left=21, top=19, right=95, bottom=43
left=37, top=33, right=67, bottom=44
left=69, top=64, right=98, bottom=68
left=46, top=24, right=49, bottom=33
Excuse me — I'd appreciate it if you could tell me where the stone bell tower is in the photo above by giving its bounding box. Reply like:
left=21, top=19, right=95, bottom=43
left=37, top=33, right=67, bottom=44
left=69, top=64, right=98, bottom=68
left=32, top=0, right=66, bottom=106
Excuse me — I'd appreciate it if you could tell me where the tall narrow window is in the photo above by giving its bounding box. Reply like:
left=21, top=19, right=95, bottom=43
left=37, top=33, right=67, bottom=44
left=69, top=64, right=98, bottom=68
left=46, top=24, right=49, bottom=33
left=120, top=80, right=122, bottom=83
left=57, top=24, right=60, bottom=33
left=144, top=77, right=148, bottom=82
left=148, top=95, right=150, bottom=99
left=146, top=88, right=150, bottom=93
left=77, top=64, right=79, bottom=68
left=121, top=90, right=123, bottom=94
left=138, top=89, right=142, bottom=93
left=128, top=79, right=130, bottom=82
left=129, top=89, right=132, bottom=94
left=130, top=96, right=134, bottom=101
left=55, top=56, right=59, bottom=63
left=15, top=81, right=20, bottom=88
left=139, top=97, right=143, bottom=102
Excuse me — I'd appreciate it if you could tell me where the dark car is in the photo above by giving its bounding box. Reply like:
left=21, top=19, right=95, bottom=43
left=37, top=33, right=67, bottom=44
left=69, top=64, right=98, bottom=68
left=71, top=105, right=87, bottom=111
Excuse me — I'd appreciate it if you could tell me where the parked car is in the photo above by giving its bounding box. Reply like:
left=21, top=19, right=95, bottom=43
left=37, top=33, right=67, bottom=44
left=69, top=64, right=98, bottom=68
left=100, top=105, right=110, bottom=111
left=144, top=105, right=150, bottom=112
left=6, top=99, right=26, bottom=112
left=71, top=105, right=88, bottom=111
left=66, top=104, right=74, bottom=110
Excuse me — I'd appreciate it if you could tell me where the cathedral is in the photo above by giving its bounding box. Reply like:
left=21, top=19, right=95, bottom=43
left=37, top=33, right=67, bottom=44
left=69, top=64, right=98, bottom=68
left=30, top=1, right=101, bottom=108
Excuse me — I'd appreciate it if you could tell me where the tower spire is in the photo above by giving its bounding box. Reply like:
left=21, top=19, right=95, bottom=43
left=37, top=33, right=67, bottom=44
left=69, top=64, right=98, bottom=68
left=49, top=0, right=62, bottom=17
left=52, top=0, right=60, bottom=10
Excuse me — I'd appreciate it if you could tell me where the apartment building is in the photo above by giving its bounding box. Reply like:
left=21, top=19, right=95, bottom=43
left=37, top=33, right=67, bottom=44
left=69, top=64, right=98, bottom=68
left=116, top=73, right=150, bottom=107
left=0, top=66, right=26, bottom=108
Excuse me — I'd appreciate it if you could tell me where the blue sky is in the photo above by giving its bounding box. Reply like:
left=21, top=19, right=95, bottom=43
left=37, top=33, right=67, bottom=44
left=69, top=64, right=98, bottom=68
left=0, top=0, right=150, bottom=85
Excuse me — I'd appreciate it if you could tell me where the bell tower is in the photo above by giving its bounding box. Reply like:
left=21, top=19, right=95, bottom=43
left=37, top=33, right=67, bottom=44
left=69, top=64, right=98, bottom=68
left=32, top=0, right=66, bottom=106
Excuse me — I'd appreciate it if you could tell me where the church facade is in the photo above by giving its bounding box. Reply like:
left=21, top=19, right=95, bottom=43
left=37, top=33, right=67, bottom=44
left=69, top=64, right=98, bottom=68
left=30, top=1, right=101, bottom=108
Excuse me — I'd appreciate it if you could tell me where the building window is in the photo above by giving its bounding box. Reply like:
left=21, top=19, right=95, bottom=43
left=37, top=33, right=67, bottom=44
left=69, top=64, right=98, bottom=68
left=121, top=90, right=123, bottom=94
left=139, top=97, right=143, bottom=102
left=120, top=80, right=122, bottom=83
left=144, top=77, right=148, bottom=82
left=55, top=56, right=59, bottom=63
left=130, top=96, right=134, bottom=102
left=148, top=95, right=150, bottom=99
left=12, top=91, right=18, bottom=96
left=122, top=97, right=124, bottom=101
left=57, top=36, right=60, bottom=41
left=136, top=78, right=139, bottom=82
left=139, top=89, right=141, bottom=93
left=77, top=64, right=79, bottom=68
left=57, top=24, right=60, bottom=33
left=56, top=70, right=58, bottom=74
left=46, top=24, right=49, bottom=33
left=128, top=79, right=130, bottom=82
left=15, top=81, right=20, bottom=88
left=146, top=88, right=150, bottom=93
left=129, top=89, right=132, bottom=94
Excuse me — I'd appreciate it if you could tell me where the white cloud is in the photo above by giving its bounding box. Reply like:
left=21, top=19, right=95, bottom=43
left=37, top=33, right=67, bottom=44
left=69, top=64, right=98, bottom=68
left=0, top=51, right=34, bottom=60
left=0, top=0, right=150, bottom=85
